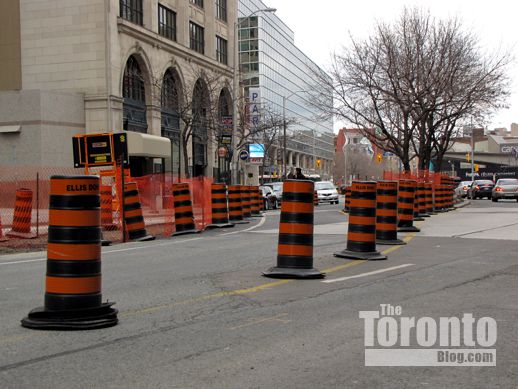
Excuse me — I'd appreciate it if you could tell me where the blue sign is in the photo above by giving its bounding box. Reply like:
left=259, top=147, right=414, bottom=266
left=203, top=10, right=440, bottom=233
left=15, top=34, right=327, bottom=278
left=239, top=149, right=249, bottom=160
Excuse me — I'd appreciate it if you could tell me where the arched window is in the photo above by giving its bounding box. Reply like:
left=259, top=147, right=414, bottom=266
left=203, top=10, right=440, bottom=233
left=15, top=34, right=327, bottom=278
left=161, top=69, right=180, bottom=174
left=123, top=56, right=144, bottom=102
left=161, top=69, right=178, bottom=111
left=122, top=55, right=147, bottom=133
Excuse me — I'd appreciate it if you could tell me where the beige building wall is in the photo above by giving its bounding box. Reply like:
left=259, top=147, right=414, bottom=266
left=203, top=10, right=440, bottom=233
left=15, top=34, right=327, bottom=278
left=0, top=0, right=236, bottom=174
left=0, top=0, right=22, bottom=90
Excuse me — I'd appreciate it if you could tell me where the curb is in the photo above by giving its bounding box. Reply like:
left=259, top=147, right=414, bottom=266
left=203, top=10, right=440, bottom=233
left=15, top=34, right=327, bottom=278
left=453, top=200, right=471, bottom=209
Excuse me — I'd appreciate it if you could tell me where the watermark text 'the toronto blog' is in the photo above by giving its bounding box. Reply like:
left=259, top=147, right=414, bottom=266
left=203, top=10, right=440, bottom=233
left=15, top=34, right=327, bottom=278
left=359, top=304, right=496, bottom=366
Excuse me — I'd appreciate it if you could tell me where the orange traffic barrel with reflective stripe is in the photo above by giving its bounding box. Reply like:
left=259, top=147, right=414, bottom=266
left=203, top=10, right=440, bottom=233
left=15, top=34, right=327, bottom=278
left=413, top=185, right=425, bottom=221
left=335, top=181, right=387, bottom=260
left=206, top=183, right=234, bottom=228
left=172, top=183, right=200, bottom=236
left=263, top=179, right=324, bottom=278
left=123, top=182, right=155, bottom=241
left=375, top=181, right=405, bottom=245
left=228, top=185, right=249, bottom=224
left=250, top=186, right=262, bottom=217
left=418, top=183, right=430, bottom=217
left=397, top=179, right=420, bottom=232
left=345, top=186, right=352, bottom=211
left=21, top=175, right=117, bottom=330
left=313, top=190, right=319, bottom=206
left=241, top=186, right=252, bottom=218
left=7, top=188, right=36, bottom=238
left=258, top=187, right=265, bottom=211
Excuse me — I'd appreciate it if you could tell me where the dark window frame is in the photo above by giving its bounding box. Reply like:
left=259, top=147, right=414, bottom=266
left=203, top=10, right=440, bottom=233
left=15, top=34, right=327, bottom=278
left=158, top=4, right=177, bottom=41
left=123, top=56, right=145, bottom=102
left=189, top=22, right=205, bottom=54
left=216, top=36, right=228, bottom=65
left=120, top=0, right=143, bottom=26
left=215, top=0, right=227, bottom=22
left=190, top=0, right=204, bottom=8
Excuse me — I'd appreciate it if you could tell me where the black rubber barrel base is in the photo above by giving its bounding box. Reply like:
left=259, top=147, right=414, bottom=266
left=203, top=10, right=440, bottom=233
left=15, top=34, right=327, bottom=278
left=101, top=239, right=112, bottom=246
left=263, top=267, right=325, bottom=279
left=131, top=234, right=155, bottom=242
left=21, top=303, right=118, bottom=330
left=398, top=226, right=421, bottom=232
left=334, top=249, right=387, bottom=260
left=205, top=222, right=234, bottom=229
left=171, top=229, right=200, bottom=237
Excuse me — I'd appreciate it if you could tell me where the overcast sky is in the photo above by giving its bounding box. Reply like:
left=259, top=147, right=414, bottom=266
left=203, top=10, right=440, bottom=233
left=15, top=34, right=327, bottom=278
left=269, top=0, right=518, bottom=132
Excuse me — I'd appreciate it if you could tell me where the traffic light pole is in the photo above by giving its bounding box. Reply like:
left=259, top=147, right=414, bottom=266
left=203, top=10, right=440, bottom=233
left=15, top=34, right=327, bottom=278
left=470, top=120, right=475, bottom=180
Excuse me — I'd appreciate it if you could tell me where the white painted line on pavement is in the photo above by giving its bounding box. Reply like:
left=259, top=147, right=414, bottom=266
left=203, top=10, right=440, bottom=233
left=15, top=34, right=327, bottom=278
left=219, top=216, right=267, bottom=236
left=0, top=237, right=204, bottom=266
left=322, top=263, right=415, bottom=284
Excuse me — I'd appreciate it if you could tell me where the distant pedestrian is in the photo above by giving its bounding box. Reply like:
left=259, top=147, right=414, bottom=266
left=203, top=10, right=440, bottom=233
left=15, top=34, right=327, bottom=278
left=294, top=167, right=306, bottom=179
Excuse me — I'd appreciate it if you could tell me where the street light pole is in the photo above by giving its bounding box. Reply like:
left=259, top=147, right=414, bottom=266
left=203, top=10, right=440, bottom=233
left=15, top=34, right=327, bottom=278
left=232, top=7, right=276, bottom=185
left=282, top=95, right=287, bottom=179
left=470, top=117, right=475, bottom=180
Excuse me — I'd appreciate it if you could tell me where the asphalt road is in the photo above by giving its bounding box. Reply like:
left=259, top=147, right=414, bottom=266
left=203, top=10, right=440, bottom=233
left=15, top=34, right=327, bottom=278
left=0, top=198, right=517, bottom=388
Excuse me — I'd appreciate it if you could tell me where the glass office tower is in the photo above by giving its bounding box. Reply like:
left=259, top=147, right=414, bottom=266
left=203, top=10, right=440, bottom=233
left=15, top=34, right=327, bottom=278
left=238, top=0, right=334, bottom=179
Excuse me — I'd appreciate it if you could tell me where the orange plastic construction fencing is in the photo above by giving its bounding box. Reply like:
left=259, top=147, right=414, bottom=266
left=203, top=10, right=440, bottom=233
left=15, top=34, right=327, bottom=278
left=0, top=167, right=214, bottom=251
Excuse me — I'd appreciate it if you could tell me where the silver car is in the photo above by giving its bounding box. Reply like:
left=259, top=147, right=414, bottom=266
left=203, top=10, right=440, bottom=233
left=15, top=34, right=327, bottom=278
left=491, top=178, right=518, bottom=202
left=315, top=181, right=339, bottom=204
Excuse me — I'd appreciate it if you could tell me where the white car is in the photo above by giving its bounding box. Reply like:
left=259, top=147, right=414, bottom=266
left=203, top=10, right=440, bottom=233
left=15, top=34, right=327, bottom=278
left=315, top=181, right=339, bottom=204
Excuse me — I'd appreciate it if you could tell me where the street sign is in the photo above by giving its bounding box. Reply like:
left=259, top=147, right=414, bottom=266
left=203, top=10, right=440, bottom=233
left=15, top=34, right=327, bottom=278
left=249, top=157, right=263, bottom=165
left=72, top=132, right=128, bottom=168
left=239, top=149, right=249, bottom=160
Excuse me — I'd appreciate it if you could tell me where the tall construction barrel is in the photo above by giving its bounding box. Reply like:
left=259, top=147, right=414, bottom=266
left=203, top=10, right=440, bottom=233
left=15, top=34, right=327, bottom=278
left=21, top=175, right=118, bottom=330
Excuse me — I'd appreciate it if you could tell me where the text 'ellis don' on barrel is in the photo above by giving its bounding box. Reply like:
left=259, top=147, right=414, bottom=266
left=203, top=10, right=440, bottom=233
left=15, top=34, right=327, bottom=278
left=21, top=175, right=118, bottom=330
left=263, top=179, right=324, bottom=279
left=334, top=181, right=387, bottom=260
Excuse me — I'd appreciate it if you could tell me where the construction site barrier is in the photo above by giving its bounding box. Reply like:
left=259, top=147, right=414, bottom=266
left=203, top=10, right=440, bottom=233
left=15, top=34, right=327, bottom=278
left=123, top=182, right=155, bottom=242
left=241, top=186, right=252, bottom=218
left=398, top=180, right=420, bottom=232
left=206, top=183, right=233, bottom=228
left=335, top=181, right=387, bottom=260
left=375, top=181, right=405, bottom=245
left=172, top=183, right=199, bottom=236
left=228, top=185, right=248, bottom=224
left=7, top=188, right=36, bottom=239
left=264, top=179, right=324, bottom=279
left=21, top=175, right=118, bottom=330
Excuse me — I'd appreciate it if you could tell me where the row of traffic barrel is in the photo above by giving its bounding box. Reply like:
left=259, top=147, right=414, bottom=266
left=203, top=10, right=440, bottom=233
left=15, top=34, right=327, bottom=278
left=263, top=179, right=457, bottom=279
left=20, top=175, right=271, bottom=330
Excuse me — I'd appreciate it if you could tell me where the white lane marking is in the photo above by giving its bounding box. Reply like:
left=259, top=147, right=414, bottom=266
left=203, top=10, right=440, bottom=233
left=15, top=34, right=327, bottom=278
left=322, top=263, right=415, bottom=283
left=0, top=258, right=46, bottom=266
left=219, top=216, right=267, bottom=236
left=0, top=237, right=204, bottom=266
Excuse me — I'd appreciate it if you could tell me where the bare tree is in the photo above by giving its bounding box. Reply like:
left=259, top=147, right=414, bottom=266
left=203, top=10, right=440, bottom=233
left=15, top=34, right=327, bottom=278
left=309, top=7, right=511, bottom=172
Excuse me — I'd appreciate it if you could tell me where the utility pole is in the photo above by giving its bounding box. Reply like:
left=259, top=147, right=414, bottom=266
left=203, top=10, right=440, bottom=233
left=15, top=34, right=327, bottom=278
left=470, top=117, right=475, bottom=180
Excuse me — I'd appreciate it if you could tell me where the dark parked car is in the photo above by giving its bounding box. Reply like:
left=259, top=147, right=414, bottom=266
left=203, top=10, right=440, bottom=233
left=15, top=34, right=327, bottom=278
left=264, top=182, right=283, bottom=205
left=491, top=178, right=518, bottom=202
left=467, top=180, right=494, bottom=199
left=259, top=185, right=279, bottom=210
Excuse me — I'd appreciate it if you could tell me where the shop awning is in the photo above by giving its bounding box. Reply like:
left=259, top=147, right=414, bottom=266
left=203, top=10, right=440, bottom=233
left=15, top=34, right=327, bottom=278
left=125, top=131, right=171, bottom=158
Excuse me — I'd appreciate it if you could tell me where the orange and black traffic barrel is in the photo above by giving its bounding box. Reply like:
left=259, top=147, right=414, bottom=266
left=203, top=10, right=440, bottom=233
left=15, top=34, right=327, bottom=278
left=258, top=187, right=265, bottom=212
left=397, top=179, right=420, bottom=232
left=343, top=186, right=351, bottom=213
left=413, top=186, right=425, bottom=221
left=21, top=175, right=118, bottom=330
left=263, top=179, right=324, bottom=279
left=250, top=185, right=263, bottom=217
left=7, top=188, right=36, bottom=238
left=418, top=182, right=430, bottom=217
left=172, top=183, right=200, bottom=236
left=206, top=183, right=234, bottom=228
left=228, top=185, right=249, bottom=224
left=241, top=186, right=252, bottom=218
left=123, top=182, right=155, bottom=241
left=375, top=181, right=405, bottom=245
left=335, top=181, right=387, bottom=260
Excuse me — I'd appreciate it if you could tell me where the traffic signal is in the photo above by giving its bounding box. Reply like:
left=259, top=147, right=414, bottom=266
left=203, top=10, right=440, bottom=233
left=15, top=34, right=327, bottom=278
left=474, top=164, right=479, bottom=172
left=377, top=154, right=382, bottom=163
left=316, top=159, right=321, bottom=168
left=466, top=153, right=471, bottom=162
